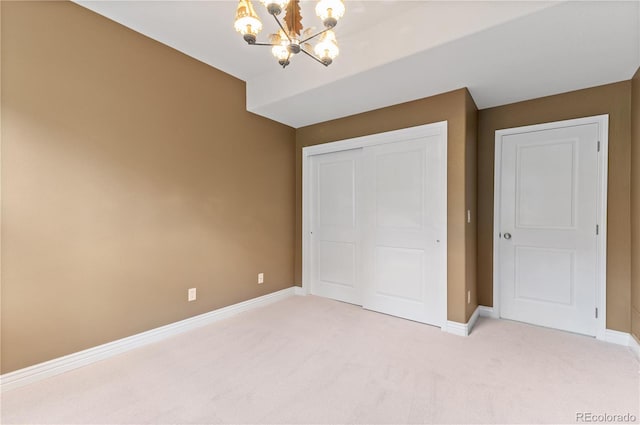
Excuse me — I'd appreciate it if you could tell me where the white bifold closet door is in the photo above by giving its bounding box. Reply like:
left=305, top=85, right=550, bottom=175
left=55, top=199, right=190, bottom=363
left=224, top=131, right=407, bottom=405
left=310, top=129, right=446, bottom=327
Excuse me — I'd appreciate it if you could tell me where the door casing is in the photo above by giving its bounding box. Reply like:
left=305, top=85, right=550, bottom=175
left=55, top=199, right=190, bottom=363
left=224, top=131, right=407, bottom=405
left=493, top=115, right=609, bottom=339
left=302, top=121, right=448, bottom=328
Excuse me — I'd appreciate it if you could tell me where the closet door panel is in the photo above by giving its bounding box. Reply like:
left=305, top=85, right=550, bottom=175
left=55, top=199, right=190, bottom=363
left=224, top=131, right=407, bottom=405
left=362, top=136, right=446, bottom=326
left=310, top=149, right=362, bottom=305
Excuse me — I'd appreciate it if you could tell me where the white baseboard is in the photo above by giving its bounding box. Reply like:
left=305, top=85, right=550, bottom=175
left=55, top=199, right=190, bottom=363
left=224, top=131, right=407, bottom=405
left=294, top=286, right=307, bottom=296
left=1, top=286, right=297, bottom=392
left=443, top=321, right=467, bottom=336
left=475, top=309, right=639, bottom=358
left=467, top=306, right=481, bottom=334
left=478, top=305, right=499, bottom=319
left=602, top=329, right=632, bottom=346
left=630, top=335, right=640, bottom=361
left=442, top=307, right=640, bottom=361
left=601, top=329, right=640, bottom=361
left=444, top=305, right=481, bottom=337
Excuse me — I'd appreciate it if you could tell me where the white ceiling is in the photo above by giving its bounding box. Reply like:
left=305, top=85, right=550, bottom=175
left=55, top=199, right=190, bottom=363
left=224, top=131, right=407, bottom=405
left=75, top=1, right=640, bottom=128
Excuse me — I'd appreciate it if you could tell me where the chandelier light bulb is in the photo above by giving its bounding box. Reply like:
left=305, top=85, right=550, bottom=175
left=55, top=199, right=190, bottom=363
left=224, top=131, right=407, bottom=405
left=270, top=31, right=291, bottom=66
left=261, top=0, right=289, bottom=16
left=234, top=0, right=263, bottom=43
left=314, top=29, right=339, bottom=65
left=272, top=45, right=290, bottom=66
left=272, top=45, right=289, bottom=59
left=315, top=0, right=345, bottom=28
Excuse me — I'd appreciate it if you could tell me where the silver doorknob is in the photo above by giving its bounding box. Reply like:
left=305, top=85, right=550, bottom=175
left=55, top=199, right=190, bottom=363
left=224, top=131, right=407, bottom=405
left=504, top=233, right=512, bottom=240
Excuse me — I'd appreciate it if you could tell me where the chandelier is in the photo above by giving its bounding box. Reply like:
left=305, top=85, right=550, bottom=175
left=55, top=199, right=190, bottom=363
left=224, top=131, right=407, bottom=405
left=234, top=0, right=345, bottom=68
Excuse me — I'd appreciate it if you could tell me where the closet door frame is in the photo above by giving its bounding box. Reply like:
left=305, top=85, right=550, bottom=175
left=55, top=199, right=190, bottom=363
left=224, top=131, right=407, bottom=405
left=301, top=121, right=448, bottom=327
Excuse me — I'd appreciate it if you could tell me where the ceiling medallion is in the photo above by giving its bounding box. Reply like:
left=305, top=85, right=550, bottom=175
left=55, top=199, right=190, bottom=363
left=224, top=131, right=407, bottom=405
left=234, top=0, right=345, bottom=68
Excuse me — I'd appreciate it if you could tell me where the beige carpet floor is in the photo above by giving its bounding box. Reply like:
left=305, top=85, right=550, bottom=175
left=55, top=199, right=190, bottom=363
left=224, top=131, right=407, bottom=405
left=2, top=294, right=639, bottom=424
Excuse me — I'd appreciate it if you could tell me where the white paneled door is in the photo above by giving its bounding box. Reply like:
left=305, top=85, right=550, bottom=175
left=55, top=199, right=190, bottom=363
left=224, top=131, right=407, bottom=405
left=308, top=123, right=447, bottom=327
left=361, top=137, right=446, bottom=325
left=497, top=120, right=604, bottom=336
left=310, top=149, right=362, bottom=305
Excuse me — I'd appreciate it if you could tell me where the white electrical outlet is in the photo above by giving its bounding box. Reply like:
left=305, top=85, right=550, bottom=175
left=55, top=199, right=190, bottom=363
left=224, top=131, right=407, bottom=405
left=467, top=290, right=471, bottom=304
left=467, top=209, right=471, bottom=224
left=258, top=273, right=264, bottom=284
left=188, top=288, right=197, bottom=302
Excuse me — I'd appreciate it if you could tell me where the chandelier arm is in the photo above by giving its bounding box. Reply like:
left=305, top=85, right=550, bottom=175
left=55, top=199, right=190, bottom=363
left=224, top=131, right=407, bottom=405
left=272, top=14, right=292, bottom=42
left=300, top=48, right=329, bottom=67
left=299, top=26, right=333, bottom=45
left=251, top=42, right=279, bottom=46
left=282, top=52, right=292, bottom=69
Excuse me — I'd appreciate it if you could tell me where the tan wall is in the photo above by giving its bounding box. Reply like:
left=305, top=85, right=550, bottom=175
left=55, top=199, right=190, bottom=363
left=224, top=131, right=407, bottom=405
left=632, top=67, right=640, bottom=341
left=477, top=81, right=632, bottom=332
left=1, top=1, right=296, bottom=373
left=2, top=0, right=634, bottom=376
left=464, top=91, right=479, bottom=320
left=295, top=88, right=478, bottom=323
